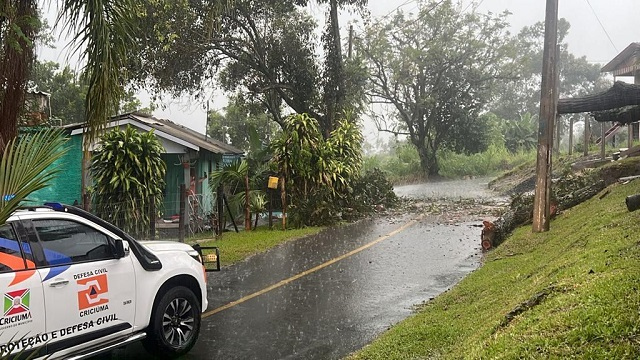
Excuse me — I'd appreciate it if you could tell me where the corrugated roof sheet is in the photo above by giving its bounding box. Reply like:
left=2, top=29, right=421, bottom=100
left=67, top=112, right=244, bottom=155
left=601, top=42, right=640, bottom=73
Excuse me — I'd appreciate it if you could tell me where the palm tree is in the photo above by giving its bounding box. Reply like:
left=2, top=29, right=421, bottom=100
left=1, top=0, right=233, bottom=220
left=210, top=159, right=252, bottom=230
left=0, top=0, right=136, bottom=220
left=57, top=0, right=137, bottom=202
left=57, top=0, right=135, bottom=145
left=0, top=129, right=67, bottom=224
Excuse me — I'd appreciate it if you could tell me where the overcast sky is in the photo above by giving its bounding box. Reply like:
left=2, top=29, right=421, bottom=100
left=37, top=0, right=639, bottom=137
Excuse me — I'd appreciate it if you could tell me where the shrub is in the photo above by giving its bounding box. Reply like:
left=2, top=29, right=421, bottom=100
left=438, top=144, right=535, bottom=178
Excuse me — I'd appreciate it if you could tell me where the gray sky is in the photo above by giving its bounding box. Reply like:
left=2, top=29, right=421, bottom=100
left=37, top=0, right=639, bottom=136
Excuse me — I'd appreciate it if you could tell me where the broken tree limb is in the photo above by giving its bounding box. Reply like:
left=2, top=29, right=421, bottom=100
left=620, top=146, right=640, bottom=158
left=618, top=175, right=640, bottom=183
left=592, top=105, right=640, bottom=125
left=558, top=81, right=640, bottom=114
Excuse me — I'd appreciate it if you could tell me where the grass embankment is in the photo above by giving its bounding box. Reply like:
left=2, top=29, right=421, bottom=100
left=349, top=180, right=640, bottom=359
left=188, top=226, right=323, bottom=266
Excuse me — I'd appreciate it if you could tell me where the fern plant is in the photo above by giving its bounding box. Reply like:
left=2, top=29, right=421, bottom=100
left=0, top=129, right=67, bottom=224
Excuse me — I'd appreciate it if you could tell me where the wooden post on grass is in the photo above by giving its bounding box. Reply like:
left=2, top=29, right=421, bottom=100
left=584, top=114, right=590, bottom=157
left=601, top=122, right=606, bottom=160
left=280, top=176, right=287, bottom=230
left=532, top=0, right=559, bottom=233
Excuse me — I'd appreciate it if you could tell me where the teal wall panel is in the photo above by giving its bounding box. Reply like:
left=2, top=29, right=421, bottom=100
left=27, top=135, right=82, bottom=205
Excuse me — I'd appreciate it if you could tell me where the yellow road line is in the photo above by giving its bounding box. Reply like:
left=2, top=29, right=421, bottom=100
left=202, top=214, right=425, bottom=319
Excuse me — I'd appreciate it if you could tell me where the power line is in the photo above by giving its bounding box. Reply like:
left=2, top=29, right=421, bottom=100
left=390, top=0, right=446, bottom=33
left=380, top=0, right=418, bottom=20
left=462, top=0, right=486, bottom=14
left=583, top=0, right=618, bottom=53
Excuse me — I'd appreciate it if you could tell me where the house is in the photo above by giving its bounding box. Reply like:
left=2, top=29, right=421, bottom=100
left=600, top=42, right=640, bottom=141
left=27, top=112, right=244, bottom=223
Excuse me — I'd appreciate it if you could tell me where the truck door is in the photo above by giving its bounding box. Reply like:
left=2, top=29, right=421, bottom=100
left=26, top=218, right=136, bottom=355
left=0, top=222, right=46, bottom=358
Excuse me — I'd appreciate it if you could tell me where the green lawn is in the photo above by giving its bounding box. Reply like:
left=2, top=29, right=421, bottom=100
left=189, top=225, right=324, bottom=266
left=348, top=180, right=640, bottom=359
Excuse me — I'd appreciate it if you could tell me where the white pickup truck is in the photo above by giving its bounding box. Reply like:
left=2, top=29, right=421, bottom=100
left=0, top=203, right=219, bottom=359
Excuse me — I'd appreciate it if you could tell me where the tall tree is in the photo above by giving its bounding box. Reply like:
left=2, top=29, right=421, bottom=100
left=29, top=60, right=155, bottom=125
left=360, top=0, right=515, bottom=176
left=312, top=0, right=367, bottom=135
left=126, top=0, right=367, bottom=136
left=58, top=0, right=136, bottom=145
left=489, top=19, right=608, bottom=122
left=207, top=94, right=274, bottom=150
left=127, top=0, right=320, bottom=127
left=0, top=0, right=39, bottom=150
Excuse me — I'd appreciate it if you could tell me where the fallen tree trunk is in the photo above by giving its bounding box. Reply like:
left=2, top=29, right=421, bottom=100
left=558, top=81, right=640, bottom=115
left=482, top=181, right=605, bottom=250
left=483, top=158, right=640, bottom=251
left=557, top=180, right=606, bottom=211
left=481, top=194, right=535, bottom=250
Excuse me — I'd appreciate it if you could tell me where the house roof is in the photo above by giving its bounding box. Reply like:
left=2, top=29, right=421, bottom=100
left=67, top=112, right=244, bottom=155
left=601, top=42, right=640, bottom=76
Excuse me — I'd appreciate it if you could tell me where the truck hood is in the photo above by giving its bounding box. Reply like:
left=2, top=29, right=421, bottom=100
left=139, top=240, right=197, bottom=255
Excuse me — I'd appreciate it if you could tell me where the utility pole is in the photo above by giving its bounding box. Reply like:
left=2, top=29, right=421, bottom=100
left=532, top=0, right=559, bottom=233
left=348, top=25, right=353, bottom=59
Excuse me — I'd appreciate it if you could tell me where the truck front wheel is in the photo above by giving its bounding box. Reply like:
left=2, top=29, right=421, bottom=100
left=143, top=286, right=202, bottom=358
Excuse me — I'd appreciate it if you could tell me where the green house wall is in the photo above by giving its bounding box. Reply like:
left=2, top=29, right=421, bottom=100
left=162, top=154, right=183, bottom=217
left=25, top=131, right=236, bottom=218
left=27, top=134, right=82, bottom=205
left=161, top=152, right=223, bottom=218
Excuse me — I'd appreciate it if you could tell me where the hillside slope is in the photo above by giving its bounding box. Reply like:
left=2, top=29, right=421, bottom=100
left=349, top=179, right=640, bottom=359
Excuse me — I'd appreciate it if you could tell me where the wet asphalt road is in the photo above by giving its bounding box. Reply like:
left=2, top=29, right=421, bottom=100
left=111, top=178, right=498, bottom=359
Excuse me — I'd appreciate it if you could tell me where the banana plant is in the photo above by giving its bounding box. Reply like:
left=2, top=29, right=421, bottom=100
left=0, top=129, right=67, bottom=224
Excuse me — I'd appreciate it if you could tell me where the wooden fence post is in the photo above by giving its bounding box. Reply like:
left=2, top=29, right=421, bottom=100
left=179, top=184, right=186, bottom=243
left=149, top=199, right=156, bottom=240
left=584, top=115, right=590, bottom=157
left=569, top=117, right=574, bottom=155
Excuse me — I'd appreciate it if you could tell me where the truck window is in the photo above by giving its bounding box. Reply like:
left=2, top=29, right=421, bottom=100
left=32, top=219, right=115, bottom=266
left=0, top=224, right=25, bottom=273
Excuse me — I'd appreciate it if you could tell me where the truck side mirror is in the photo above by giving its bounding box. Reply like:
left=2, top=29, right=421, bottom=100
left=114, top=239, right=126, bottom=259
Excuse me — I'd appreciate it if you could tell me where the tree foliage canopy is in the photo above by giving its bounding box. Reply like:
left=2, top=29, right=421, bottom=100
left=206, top=95, right=275, bottom=151
left=360, top=0, right=516, bottom=176
left=489, top=18, right=608, bottom=122
left=126, top=0, right=367, bottom=135
left=28, top=60, right=154, bottom=125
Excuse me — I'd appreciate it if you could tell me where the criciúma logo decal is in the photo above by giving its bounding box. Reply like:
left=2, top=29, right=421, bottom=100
left=0, top=289, right=33, bottom=329
left=4, top=289, right=29, bottom=316
left=77, top=274, right=110, bottom=317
